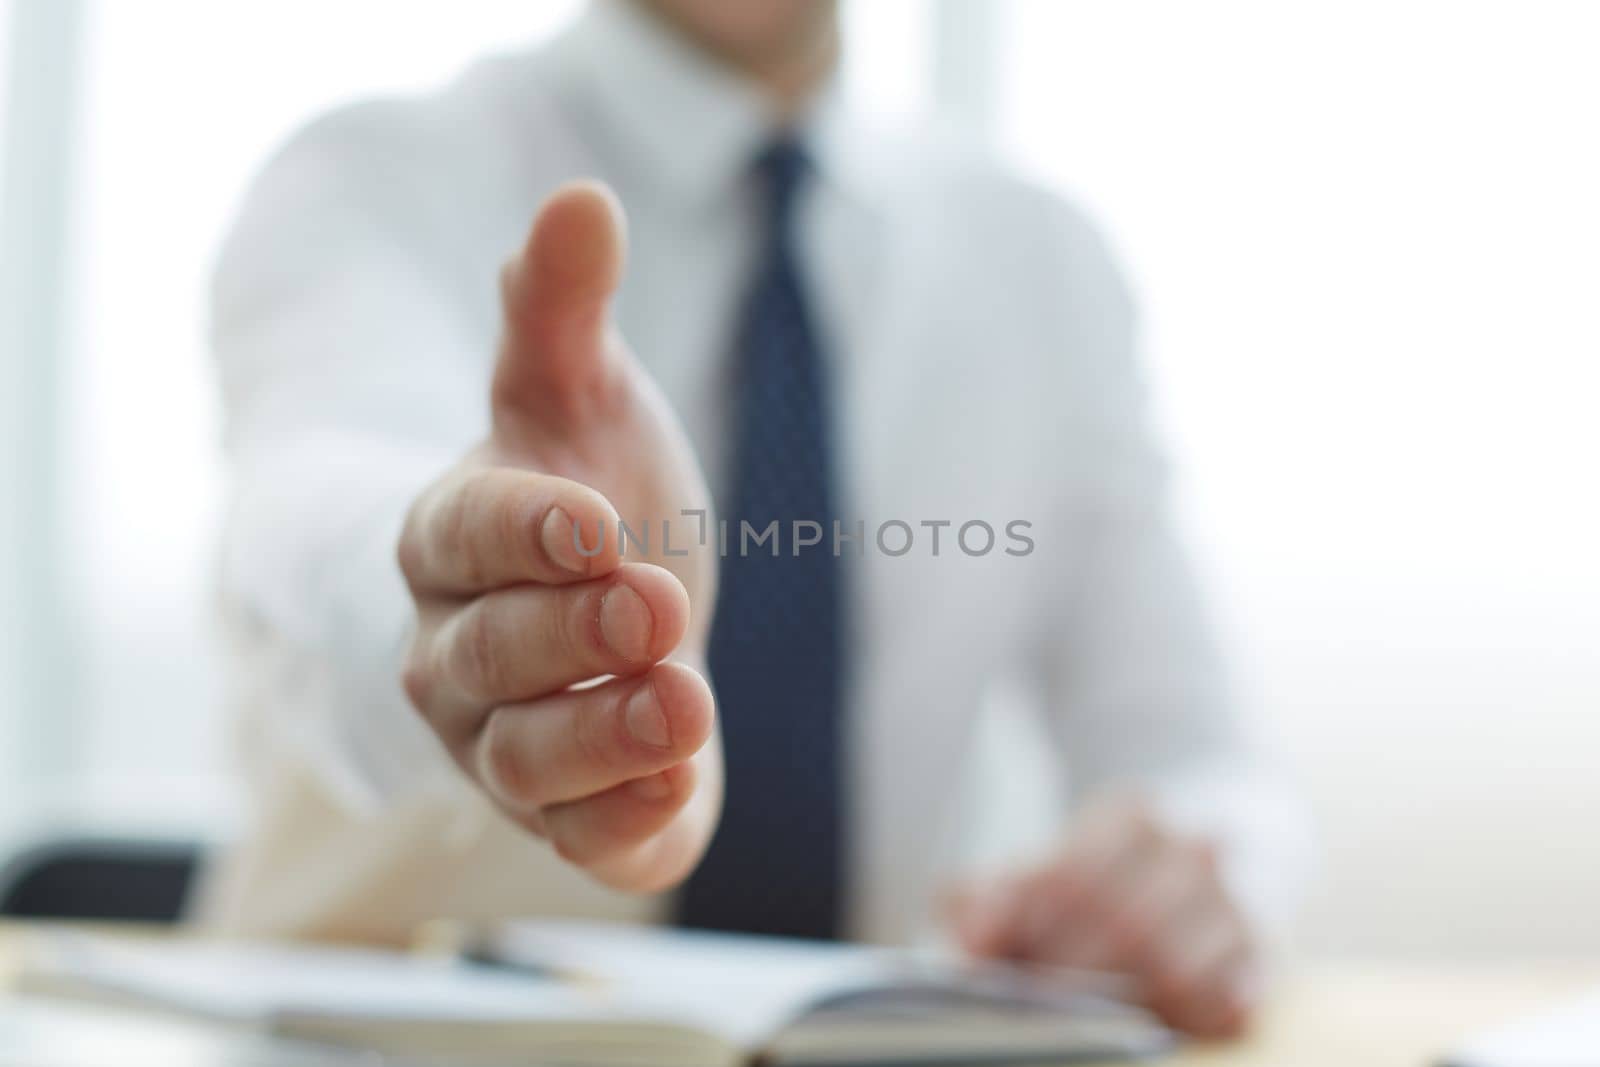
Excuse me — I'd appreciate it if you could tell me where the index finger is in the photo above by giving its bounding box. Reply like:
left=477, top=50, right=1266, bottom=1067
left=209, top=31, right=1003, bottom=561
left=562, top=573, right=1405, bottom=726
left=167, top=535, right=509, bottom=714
left=398, top=466, right=620, bottom=594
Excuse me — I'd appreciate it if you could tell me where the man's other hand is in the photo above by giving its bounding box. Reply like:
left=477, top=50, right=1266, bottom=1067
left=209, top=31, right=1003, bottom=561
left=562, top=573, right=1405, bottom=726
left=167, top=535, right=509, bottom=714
left=948, top=797, right=1259, bottom=1038
left=397, top=182, right=720, bottom=894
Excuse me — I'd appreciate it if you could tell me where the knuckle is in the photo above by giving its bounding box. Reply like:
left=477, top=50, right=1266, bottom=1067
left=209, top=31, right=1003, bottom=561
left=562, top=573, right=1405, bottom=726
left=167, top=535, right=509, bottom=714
left=490, top=492, right=527, bottom=572
left=571, top=692, right=625, bottom=774
left=396, top=518, right=427, bottom=588
left=440, top=487, right=475, bottom=571
left=447, top=472, right=501, bottom=587
left=399, top=652, right=434, bottom=714
left=450, top=603, right=505, bottom=702
left=483, top=711, right=541, bottom=808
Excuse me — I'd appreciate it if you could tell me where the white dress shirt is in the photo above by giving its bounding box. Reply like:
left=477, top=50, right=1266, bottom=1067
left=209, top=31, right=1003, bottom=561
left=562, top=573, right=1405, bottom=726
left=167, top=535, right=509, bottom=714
left=199, top=0, right=1309, bottom=946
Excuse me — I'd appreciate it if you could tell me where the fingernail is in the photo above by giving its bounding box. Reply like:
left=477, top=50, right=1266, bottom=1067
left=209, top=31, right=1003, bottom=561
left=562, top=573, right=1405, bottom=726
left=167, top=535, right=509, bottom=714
left=624, top=679, right=671, bottom=749
left=540, top=506, right=589, bottom=575
left=631, top=772, right=673, bottom=801
left=600, top=583, right=653, bottom=661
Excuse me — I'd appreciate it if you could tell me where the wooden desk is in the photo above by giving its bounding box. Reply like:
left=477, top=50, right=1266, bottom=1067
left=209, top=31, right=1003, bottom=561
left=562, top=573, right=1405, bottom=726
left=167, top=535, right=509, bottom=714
left=1168, top=965, right=1595, bottom=1067
left=2, top=925, right=1593, bottom=1066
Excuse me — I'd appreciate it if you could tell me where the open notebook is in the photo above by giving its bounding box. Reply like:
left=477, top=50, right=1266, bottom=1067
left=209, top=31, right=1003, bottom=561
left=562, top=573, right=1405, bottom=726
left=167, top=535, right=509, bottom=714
left=19, top=921, right=1172, bottom=1066
left=0, top=994, right=373, bottom=1067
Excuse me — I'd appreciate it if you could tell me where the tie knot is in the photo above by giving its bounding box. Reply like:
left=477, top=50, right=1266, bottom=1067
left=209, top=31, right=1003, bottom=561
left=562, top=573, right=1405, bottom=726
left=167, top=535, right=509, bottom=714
left=753, top=135, right=810, bottom=234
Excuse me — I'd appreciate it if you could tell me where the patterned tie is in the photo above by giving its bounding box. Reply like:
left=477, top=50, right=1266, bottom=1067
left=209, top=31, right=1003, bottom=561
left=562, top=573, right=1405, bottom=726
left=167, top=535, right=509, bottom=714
left=676, top=137, right=846, bottom=940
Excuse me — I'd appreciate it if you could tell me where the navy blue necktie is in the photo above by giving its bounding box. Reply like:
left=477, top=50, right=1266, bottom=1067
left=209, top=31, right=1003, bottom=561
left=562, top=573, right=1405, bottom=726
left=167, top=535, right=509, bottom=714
left=677, top=138, right=846, bottom=940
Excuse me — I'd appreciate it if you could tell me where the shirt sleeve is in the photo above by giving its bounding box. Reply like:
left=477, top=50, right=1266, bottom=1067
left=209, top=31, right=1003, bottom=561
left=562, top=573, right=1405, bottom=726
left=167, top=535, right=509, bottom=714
left=210, top=102, right=491, bottom=811
left=1030, top=202, right=1315, bottom=945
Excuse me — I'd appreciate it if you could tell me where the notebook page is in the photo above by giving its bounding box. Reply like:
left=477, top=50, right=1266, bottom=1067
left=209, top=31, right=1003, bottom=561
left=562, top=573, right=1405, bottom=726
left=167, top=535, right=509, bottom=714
left=0, top=995, right=370, bottom=1067
left=27, top=932, right=651, bottom=1026
left=488, top=921, right=894, bottom=1046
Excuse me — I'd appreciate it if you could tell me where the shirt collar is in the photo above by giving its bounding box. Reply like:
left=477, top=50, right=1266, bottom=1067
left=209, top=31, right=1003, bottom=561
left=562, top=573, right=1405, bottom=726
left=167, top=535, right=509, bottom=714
left=551, top=0, right=878, bottom=210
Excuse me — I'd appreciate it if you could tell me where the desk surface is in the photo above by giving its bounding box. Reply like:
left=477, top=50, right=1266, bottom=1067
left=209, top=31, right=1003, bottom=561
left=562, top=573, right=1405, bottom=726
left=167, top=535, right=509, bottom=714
left=1172, top=964, right=1594, bottom=1066
left=1, top=926, right=1593, bottom=1066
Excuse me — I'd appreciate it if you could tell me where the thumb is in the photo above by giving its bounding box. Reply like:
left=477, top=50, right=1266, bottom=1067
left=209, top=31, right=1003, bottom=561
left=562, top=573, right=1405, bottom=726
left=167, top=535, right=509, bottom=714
left=492, top=180, right=627, bottom=431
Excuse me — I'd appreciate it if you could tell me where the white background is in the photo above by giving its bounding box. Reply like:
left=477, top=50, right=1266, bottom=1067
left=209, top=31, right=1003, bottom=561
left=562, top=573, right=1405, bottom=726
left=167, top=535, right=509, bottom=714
left=2, top=0, right=1596, bottom=958
left=990, top=1, right=1600, bottom=958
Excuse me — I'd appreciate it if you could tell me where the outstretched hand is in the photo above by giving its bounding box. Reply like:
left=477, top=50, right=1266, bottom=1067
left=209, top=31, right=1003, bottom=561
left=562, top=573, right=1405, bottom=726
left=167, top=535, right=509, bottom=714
left=397, top=182, right=720, bottom=893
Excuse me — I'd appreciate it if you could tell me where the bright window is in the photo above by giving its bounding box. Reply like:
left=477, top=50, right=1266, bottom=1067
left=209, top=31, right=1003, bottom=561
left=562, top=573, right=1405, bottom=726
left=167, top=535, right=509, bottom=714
left=991, top=0, right=1600, bottom=957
